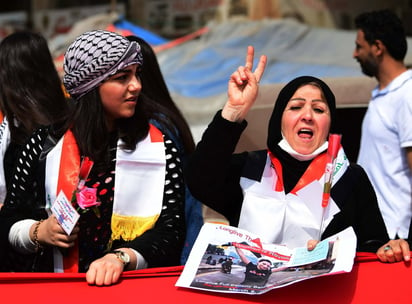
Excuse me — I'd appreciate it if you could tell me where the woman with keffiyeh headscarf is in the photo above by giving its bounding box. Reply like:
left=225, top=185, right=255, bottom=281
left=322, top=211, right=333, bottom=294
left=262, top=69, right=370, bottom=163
left=186, top=46, right=410, bottom=263
left=0, top=30, right=185, bottom=285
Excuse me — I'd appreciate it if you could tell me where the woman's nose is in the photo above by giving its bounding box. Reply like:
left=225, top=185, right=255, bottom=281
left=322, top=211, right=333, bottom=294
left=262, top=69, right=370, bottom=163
left=129, top=75, right=142, bottom=92
left=301, top=108, right=313, bottom=121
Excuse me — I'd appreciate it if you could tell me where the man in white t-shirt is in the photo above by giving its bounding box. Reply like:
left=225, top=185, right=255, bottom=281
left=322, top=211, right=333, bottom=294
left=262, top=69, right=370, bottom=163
left=354, top=10, right=412, bottom=244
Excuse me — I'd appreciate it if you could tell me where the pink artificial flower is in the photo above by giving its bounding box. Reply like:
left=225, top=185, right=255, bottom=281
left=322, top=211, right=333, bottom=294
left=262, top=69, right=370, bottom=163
left=76, top=187, right=100, bottom=210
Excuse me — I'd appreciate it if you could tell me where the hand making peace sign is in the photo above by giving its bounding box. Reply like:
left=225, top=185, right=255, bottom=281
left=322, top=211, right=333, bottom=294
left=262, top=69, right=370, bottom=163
left=222, top=45, right=267, bottom=122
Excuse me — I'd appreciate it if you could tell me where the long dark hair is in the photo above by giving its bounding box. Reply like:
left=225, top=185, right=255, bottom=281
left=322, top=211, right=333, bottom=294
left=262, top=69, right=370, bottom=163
left=0, top=31, right=70, bottom=144
left=126, top=35, right=195, bottom=154
left=69, top=88, right=150, bottom=169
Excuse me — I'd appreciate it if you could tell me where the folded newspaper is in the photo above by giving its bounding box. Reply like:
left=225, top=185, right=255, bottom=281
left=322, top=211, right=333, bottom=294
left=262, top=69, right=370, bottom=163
left=176, top=223, right=356, bottom=295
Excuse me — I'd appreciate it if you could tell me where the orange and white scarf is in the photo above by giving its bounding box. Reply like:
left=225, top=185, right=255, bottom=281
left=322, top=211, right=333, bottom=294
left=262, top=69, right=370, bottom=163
left=45, top=124, right=165, bottom=272
left=238, top=147, right=349, bottom=248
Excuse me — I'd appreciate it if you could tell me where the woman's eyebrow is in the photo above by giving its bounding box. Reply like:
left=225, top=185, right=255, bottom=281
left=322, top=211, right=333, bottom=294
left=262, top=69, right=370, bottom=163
left=116, top=68, right=131, bottom=74
left=289, top=97, right=326, bottom=103
left=289, top=97, right=306, bottom=101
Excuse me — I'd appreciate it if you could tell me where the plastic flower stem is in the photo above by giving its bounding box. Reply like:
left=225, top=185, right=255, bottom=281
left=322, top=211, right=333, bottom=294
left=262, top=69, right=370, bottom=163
left=318, top=134, right=341, bottom=241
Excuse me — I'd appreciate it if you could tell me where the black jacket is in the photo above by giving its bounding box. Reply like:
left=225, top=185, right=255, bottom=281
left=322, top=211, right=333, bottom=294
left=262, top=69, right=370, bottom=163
left=186, top=111, right=389, bottom=252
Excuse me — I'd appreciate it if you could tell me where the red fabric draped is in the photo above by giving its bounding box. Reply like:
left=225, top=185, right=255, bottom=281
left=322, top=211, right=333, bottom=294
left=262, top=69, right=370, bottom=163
left=0, top=253, right=411, bottom=303
left=56, top=130, right=80, bottom=273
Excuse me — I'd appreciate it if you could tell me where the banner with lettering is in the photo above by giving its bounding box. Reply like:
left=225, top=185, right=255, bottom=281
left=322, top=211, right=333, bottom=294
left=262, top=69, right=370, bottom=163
left=176, top=224, right=356, bottom=295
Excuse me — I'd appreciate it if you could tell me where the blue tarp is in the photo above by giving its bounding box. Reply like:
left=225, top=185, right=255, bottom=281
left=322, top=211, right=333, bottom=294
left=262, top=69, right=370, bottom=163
left=157, top=18, right=411, bottom=100
left=114, top=18, right=168, bottom=45
left=157, top=19, right=368, bottom=99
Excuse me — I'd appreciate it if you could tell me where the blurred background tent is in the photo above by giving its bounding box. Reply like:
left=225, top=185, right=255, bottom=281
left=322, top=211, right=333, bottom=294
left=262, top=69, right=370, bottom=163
left=2, top=2, right=411, bottom=155
left=46, top=9, right=412, bottom=162
left=154, top=17, right=411, bottom=161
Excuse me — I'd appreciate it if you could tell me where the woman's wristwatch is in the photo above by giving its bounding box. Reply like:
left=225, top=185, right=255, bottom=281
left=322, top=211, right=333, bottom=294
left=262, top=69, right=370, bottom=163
left=110, top=250, right=131, bottom=266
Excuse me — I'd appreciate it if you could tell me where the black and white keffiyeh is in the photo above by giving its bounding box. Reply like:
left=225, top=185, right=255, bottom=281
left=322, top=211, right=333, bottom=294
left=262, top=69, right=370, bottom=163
left=63, top=30, right=143, bottom=100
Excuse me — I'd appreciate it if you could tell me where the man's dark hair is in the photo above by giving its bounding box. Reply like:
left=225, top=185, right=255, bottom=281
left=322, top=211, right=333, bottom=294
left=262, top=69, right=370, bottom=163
left=258, top=258, right=272, bottom=265
left=355, top=9, right=407, bottom=61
